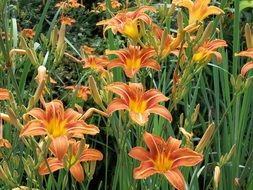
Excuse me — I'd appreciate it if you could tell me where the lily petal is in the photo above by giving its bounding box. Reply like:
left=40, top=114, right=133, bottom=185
left=106, top=99, right=129, bottom=115
left=147, top=105, right=173, bottom=122
left=164, top=168, right=186, bottom=190
left=70, top=163, right=85, bottom=182
left=128, top=147, right=150, bottom=161
left=171, top=148, right=203, bottom=168
left=241, top=61, right=253, bottom=76
left=49, top=136, right=69, bottom=160
left=20, top=120, right=47, bottom=137
left=133, top=160, right=156, bottom=179
left=80, top=148, right=103, bottom=161
left=39, top=158, right=64, bottom=175
left=66, top=121, right=100, bottom=136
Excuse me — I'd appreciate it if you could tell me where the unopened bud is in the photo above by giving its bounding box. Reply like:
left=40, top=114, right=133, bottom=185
left=195, top=123, right=215, bottom=153
left=88, top=75, right=104, bottom=108
left=214, top=166, right=221, bottom=189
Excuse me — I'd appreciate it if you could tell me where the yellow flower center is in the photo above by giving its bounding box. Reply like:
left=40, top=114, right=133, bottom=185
left=129, top=99, right=147, bottom=113
left=155, top=153, right=173, bottom=172
left=193, top=52, right=205, bottom=62
left=47, top=118, right=67, bottom=138
left=123, top=20, right=139, bottom=40
left=126, top=58, right=141, bottom=69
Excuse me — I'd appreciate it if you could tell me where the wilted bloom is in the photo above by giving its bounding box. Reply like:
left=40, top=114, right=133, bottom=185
left=97, top=6, right=155, bottom=40
left=39, top=140, right=103, bottom=182
left=106, top=45, right=160, bottom=78
left=0, top=88, right=10, bottom=101
left=192, top=39, right=227, bottom=64
left=65, top=85, right=91, bottom=101
left=21, top=29, right=35, bottom=39
left=80, top=45, right=95, bottom=55
left=82, top=55, right=109, bottom=74
left=172, top=0, right=224, bottom=25
left=106, top=82, right=172, bottom=126
left=60, top=15, right=76, bottom=26
left=20, top=100, right=99, bottom=158
left=129, top=132, right=203, bottom=190
left=235, top=48, right=253, bottom=76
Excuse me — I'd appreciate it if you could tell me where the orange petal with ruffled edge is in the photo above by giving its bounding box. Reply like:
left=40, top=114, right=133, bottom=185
left=106, top=99, right=129, bottom=115
left=143, top=132, right=164, bottom=156
left=133, top=160, right=156, bottom=179
left=128, top=147, right=150, bottom=161
left=66, top=120, right=99, bottom=136
left=49, top=136, right=69, bottom=160
left=80, top=148, right=103, bottom=161
left=241, top=61, right=253, bottom=76
left=20, top=120, right=47, bottom=137
left=39, top=158, right=64, bottom=175
left=171, top=148, right=203, bottom=168
left=25, top=108, right=46, bottom=120
left=164, top=168, right=186, bottom=190
left=70, top=163, right=85, bottom=182
left=147, top=105, right=173, bottom=122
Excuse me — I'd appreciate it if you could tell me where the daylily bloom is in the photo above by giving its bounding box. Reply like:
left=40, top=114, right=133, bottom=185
left=0, top=88, right=10, bottom=100
left=60, top=15, right=76, bottom=26
left=21, top=29, right=35, bottom=39
left=235, top=48, right=253, bottom=76
left=56, top=0, right=83, bottom=10
left=151, top=25, right=182, bottom=58
left=80, top=45, right=95, bottom=55
left=39, top=140, right=103, bottom=182
left=97, top=6, right=155, bottom=40
left=65, top=85, right=91, bottom=101
left=82, top=55, right=109, bottom=74
left=96, top=0, right=121, bottom=12
left=106, top=45, right=160, bottom=78
left=172, top=0, right=224, bottom=25
left=192, top=39, right=227, bottom=64
left=129, top=132, right=203, bottom=190
left=106, top=82, right=172, bottom=126
left=20, top=100, right=99, bottom=159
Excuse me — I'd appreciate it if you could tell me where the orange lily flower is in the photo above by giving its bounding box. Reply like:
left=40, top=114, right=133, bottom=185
left=0, top=88, right=10, bottom=100
left=151, top=25, right=182, bottom=58
left=96, top=6, right=155, bottom=40
left=172, top=0, right=224, bottom=25
left=82, top=55, right=109, bottom=74
left=39, top=140, right=103, bottom=182
left=129, top=132, right=203, bottom=190
left=21, top=29, right=35, bottom=39
left=56, top=0, right=83, bottom=10
left=65, top=85, right=91, bottom=101
left=192, top=39, right=227, bottom=64
left=106, top=82, right=172, bottom=126
left=20, top=100, right=99, bottom=159
left=60, top=15, right=76, bottom=26
left=96, top=0, right=121, bottom=12
left=106, top=45, right=160, bottom=78
left=235, top=48, right=253, bottom=76
left=80, top=45, right=95, bottom=55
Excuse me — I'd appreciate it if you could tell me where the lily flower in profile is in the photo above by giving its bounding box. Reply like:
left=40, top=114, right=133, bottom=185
left=172, top=0, right=224, bottom=25
left=21, top=29, right=35, bottom=39
left=129, top=132, right=203, bottom=190
left=192, top=39, right=227, bottom=64
left=96, top=6, right=155, bottom=40
left=39, top=140, right=103, bottom=182
left=20, top=100, right=99, bottom=159
left=106, top=82, right=172, bottom=126
left=106, top=45, right=160, bottom=78
left=65, top=85, right=91, bottom=101
left=82, top=55, right=110, bottom=74
left=235, top=48, right=253, bottom=76
left=60, top=15, right=76, bottom=26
